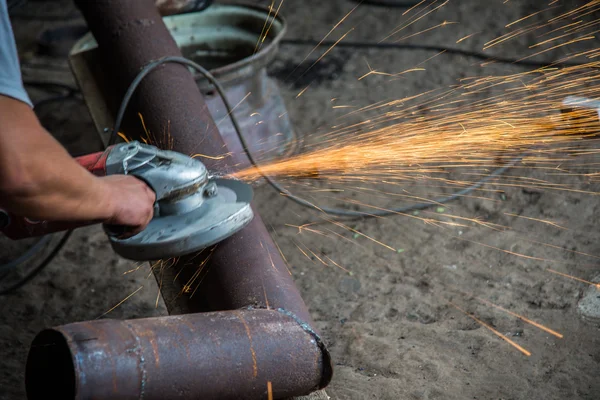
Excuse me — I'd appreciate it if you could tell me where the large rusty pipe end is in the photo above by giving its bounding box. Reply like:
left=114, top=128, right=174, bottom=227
left=26, top=310, right=332, bottom=400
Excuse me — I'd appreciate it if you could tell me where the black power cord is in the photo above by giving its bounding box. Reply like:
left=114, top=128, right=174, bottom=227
left=0, top=231, right=72, bottom=296
left=0, top=236, right=52, bottom=277
left=280, top=39, right=588, bottom=69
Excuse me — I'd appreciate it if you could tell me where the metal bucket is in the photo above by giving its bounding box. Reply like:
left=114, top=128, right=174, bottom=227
left=69, top=4, right=297, bottom=169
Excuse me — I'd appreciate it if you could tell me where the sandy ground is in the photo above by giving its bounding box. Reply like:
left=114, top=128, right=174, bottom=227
left=2, top=1, right=600, bottom=399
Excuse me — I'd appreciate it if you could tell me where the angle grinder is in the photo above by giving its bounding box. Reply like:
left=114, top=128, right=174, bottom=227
left=0, top=141, right=254, bottom=261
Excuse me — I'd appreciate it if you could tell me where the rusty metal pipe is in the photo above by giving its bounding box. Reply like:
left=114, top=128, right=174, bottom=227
left=72, top=0, right=315, bottom=323
left=26, top=309, right=330, bottom=400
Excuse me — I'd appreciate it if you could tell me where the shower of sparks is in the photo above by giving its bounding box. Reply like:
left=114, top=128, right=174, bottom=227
left=217, top=0, right=600, bottom=357
left=233, top=64, right=600, bottom=184
left=233, top=0, right=600, bottom=186
left=111, top=0, right=600, bottom=359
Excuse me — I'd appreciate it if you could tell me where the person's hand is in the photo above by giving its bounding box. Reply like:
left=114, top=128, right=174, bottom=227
left=99, top=175, right=156, bottom=235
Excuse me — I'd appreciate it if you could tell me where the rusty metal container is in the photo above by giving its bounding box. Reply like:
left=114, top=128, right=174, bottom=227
left=69, top=4, right=298, bottom=169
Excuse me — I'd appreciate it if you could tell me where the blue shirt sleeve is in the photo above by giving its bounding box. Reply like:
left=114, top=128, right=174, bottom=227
left=0, top=0, right=33, bottom=108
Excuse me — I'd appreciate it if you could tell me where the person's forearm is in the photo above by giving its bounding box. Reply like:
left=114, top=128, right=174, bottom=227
left=0, top=96, right=114, bottom=221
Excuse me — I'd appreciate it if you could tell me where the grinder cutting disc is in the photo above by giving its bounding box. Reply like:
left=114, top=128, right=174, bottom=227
left=108, top=179, right=254, bottom=261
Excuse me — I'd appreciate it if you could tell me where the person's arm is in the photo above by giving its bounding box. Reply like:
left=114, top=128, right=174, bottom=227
left=0, top=2, right=155, bottom=233
left=0, top=96, right=155, bottom=231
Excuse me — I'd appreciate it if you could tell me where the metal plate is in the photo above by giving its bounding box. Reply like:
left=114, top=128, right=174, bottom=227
left=108, top=179, right=253, bottom=261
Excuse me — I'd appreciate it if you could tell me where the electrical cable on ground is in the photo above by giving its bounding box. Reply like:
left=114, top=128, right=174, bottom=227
left=111, top=56, right=523, bottom=218
left=280, top=39, right=589, bottom=69
left=0, top=231, right=72, bottom=296
left=0, top=237, right=52, bottom=276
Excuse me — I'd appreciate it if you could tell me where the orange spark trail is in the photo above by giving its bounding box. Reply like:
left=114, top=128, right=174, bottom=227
left=448, top=302, right=532, bottom=356
left=97, top=286, right=144, bottom=319
left=117, top=132, right=130, bottom=143
left=402, top=0, right=427, bottom=16
left=451, top=237, right=553, bottom=262
left=456, top=32, right=479, bottom=43
left=296, top=85, right=310, bottom=98
left=234, top=60, right=600, bottom=189
left=546, top=269, right=600, bottom=288
left=255, top=0, right=274, bottom=53
left=506, top=7, right=558, bottom=28
left=393, top=20, right=458, bottom=43
left=475, top=297, right=564, bottom=338
left=504, top=213, right=568, bottom=229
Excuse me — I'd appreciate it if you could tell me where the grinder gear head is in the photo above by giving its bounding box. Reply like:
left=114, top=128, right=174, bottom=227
left=105, top=141, right=254, bottom=260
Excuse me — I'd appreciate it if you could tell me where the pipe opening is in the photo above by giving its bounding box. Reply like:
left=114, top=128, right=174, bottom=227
left=26, top=329, right=76, bottom=400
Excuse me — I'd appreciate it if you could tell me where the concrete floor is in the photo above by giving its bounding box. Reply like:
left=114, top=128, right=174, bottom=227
left=2, top=1, right=600, bottom=399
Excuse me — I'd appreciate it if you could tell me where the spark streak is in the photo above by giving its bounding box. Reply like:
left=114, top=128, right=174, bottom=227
left=475, top=297, right=564, bottom=338
left=546, top=269, right=600, bottom=288
left=449, top=302, right=532, bottom=356
left=97, top=286, right=144, bottom=319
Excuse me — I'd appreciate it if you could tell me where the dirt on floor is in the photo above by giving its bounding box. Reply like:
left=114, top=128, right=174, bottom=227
left=2, top=1, right=600, bottom=399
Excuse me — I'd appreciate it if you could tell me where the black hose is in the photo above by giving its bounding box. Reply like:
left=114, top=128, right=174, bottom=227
left=0, top=231, right=72, bottom=296
left=0, top=236, right=52, bottom=275
left=280, top=39, right=588, bottom=69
